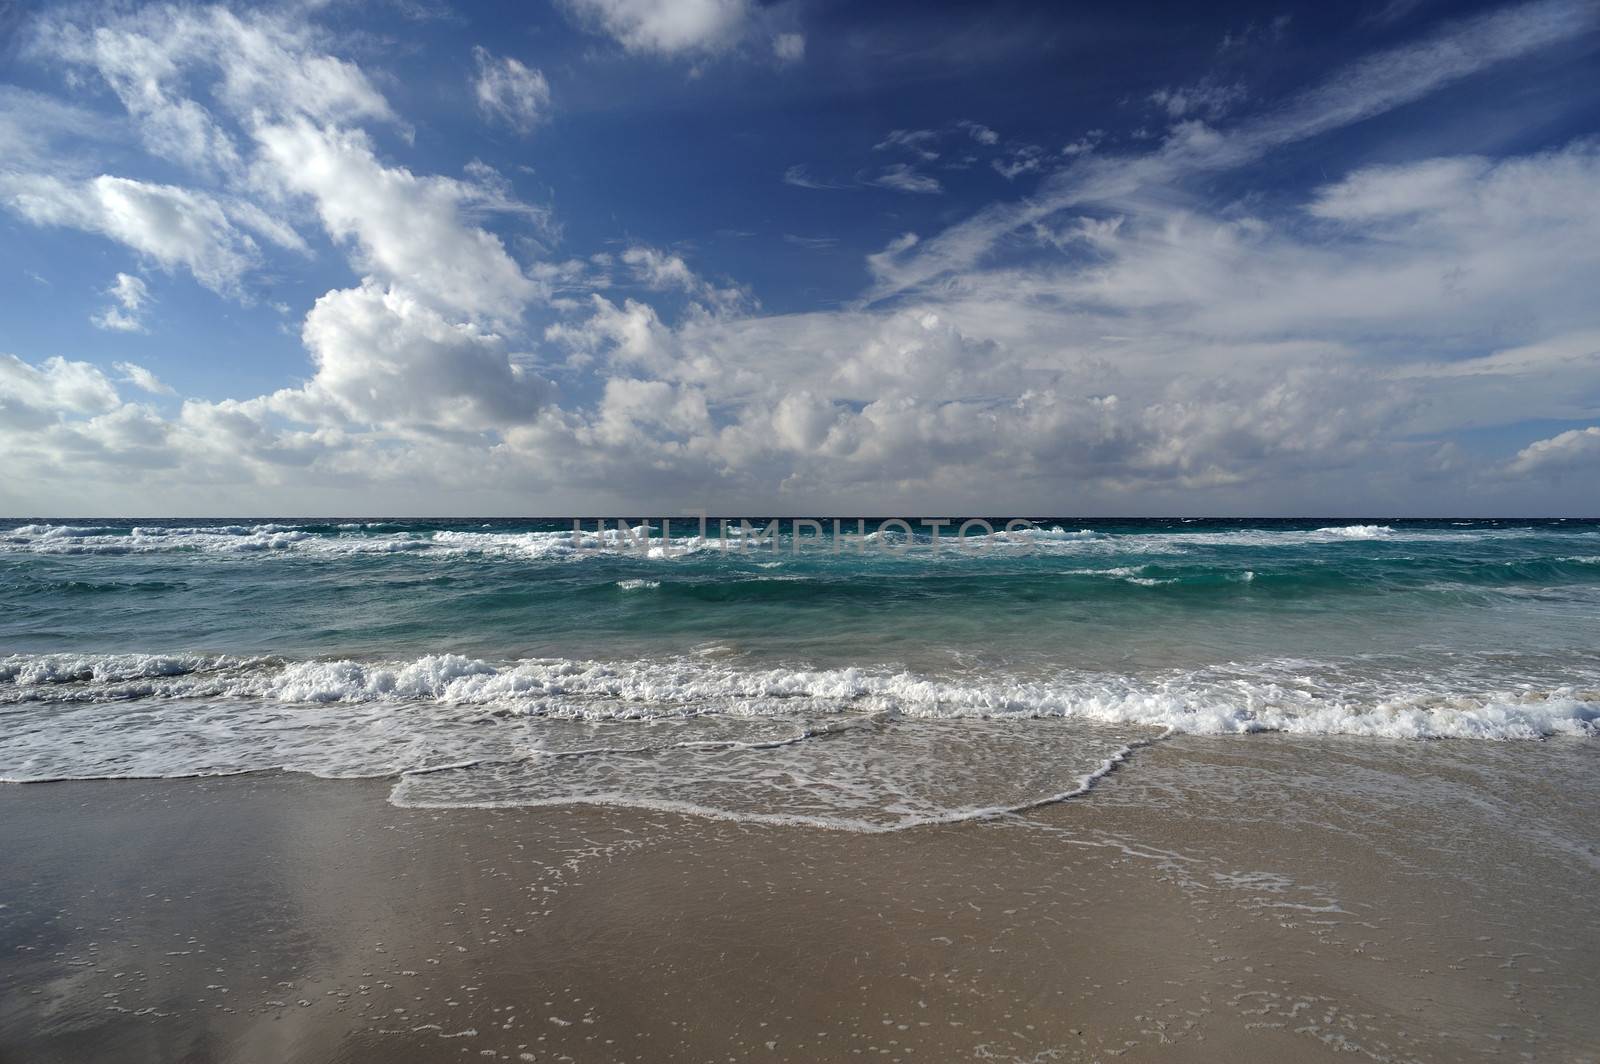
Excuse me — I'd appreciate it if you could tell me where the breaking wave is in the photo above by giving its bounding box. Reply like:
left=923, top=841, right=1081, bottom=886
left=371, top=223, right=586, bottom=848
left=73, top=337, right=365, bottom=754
left=4, top=650, right=1596, bottom=737
left=0, top=520, right=1582, bottom=562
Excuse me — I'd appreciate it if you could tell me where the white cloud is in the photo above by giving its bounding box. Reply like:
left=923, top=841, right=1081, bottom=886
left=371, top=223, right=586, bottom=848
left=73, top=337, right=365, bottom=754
left=875, top=129, right=940, bottom=161
left=31, top=5, right=394, bottom=177
left=1149, top=81, right=1247, bottom=120
left=0, top=355, right=121, bottom=420
left=0, top=86, right=125, bottom=173
left=115, top=361, right=176, bottom=396
left=2, top=174, right=263, bottom=294
left=473, top=47, right=552, bottom=134
left=1509, top=427, right=1600, bottom=475
left=782, top=165, right=845, bottom=190
left=869, top=164, right=942, bottom=195
left=621, top=245, right=700, bottom=291
left=253, top=119, right=543, bottom=322
left=619, top=245, right=749, bottom=311
left=1, top=2, right=562, bottom=504
left=562, top=0, right=751, bottom=56
left=93, top=274, right=153, bottom=333
left=2, top=0, right=1598, bottom=516
left=293, top=280, right=550, bottom=430
left=545, top=295, right=677, bottom=374
left=594, top=377, right=711, bottom=444
left=958, top=120, right=999, bottom=146
left=514, top=134, right=1600, bottom=508
left=784, top=234, right=839, bottom=250
left=992, top=145, right=1045, bottom=180
left=1061, top=131, right=1103, bottom=157
left=772, top=33, right=805, bottom=63
left=866, top=0, right=1599, bottom=303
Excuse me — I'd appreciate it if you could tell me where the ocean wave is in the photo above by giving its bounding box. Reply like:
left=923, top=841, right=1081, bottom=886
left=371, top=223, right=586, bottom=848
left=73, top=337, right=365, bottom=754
left=1314, top=524, right=1394, bottom=538
left=1060, top=566, right=1179, bottom=586
left=0, top=524, right=688, bottom=560
left=3, top=650, right=1593, bottom=830
left=0, top=520, right=1589, bottom=563
left=0, top=651, right=244, bottom=685
left=2, top=651, right=1594, bottom=739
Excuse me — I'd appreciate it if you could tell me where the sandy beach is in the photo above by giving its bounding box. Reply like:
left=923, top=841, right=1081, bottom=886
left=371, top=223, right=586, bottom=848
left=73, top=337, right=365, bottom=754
left=4, top=734, right=1596, bottom=1064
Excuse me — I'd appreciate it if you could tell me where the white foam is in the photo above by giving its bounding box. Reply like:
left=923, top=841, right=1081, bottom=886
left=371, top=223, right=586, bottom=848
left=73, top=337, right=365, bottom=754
left=0, top=652, right=241, bottom=685
left=4, top=520, right=1569, bottom=562
left=3, top=651, right=1594, bottom=829
left=1060, top=566, right=1178, bottom=586
left=0, top=523, right=684, bottom=560
left=3, top=651, right=1595, bottom=738
left=1313, top=524, right=1394, bottom=539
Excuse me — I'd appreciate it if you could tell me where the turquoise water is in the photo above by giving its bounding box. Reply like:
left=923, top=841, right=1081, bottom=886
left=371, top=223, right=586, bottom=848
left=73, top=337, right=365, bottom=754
left=3, top=518, right=1597, bottom=826
left=5, top=517, right=1599, bottom=669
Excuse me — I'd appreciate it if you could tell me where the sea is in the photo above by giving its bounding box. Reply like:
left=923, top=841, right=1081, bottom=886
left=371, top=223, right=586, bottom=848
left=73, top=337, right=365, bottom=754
left=3, top=518, right=1597, bottom=831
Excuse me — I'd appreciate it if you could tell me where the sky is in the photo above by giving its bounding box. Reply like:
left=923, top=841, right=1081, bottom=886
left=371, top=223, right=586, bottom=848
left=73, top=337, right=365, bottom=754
left=1, top=0, right=1598, bottom=517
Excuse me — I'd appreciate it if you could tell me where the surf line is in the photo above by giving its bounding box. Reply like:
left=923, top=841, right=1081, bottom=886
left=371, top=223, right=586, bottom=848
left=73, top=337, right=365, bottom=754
left=968, top=724, right=1179, bottom=826
left=568, top=516, right=1045, bottom=556
left=384, top=725, right=1180, bottom=834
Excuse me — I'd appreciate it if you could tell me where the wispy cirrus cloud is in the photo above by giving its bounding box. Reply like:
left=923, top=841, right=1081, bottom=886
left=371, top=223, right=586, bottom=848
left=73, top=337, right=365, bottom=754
left=867, top=163, right=943, bottom=195
left=782, top=164, right=848, bottom=189
left=865, top=0, right=1600, bottom=303
left=472, top=47, right=551, bottom=134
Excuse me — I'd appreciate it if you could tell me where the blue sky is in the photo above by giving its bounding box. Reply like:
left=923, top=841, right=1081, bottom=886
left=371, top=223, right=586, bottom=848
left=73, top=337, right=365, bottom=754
left=1, top=0, right=1598, bottom=515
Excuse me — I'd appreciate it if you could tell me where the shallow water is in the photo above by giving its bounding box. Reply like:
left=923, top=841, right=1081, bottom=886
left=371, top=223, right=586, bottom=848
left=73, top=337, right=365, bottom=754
left=3, top=518, right=1597, bottom=826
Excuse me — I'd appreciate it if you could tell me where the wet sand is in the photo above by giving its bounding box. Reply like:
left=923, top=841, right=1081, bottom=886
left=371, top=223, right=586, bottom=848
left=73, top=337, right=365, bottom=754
left=2, top=735, right=1597, bottom=1063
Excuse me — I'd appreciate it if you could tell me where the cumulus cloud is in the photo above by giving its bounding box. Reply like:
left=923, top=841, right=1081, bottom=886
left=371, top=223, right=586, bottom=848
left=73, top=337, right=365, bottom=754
left=472, top=47, right=551, bottom=134
left=3, top=0, right=1598, bottom=516
left=2, top=174, right=264, bottom=294
left=619, top=245, right=749, bottom=311
left=93, top=274, right=152, bottom=333
left=2, top=2, right=560, bottom=504
left=562, top=0, right=751, bottom=56
left=621, top=245, right=700, bottom=291
left=253, top=119, right=543, bottom=321
left=545, top=295, right=676, bottom=374
left=293, top=280, right=550, bottom=430
left=0, top=355, right=121, bottom=420
left=1509, top=427, right=1600, bottom=475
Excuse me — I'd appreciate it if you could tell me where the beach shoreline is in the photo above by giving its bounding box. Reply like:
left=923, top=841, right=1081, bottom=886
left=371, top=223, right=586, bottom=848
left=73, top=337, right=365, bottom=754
left=4, top=735, right=1596, bottom=1063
